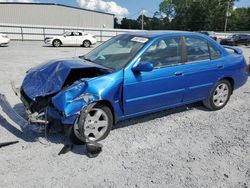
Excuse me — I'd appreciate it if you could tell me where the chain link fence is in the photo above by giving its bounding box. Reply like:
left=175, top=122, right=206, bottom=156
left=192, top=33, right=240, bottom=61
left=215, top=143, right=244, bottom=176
left=0, top=24, right=138, bottom=42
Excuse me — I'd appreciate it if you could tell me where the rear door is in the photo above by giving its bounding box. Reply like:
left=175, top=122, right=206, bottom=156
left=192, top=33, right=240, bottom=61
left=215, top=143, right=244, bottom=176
left=181, top=36, right=223, bottom=102
left=74, top=32, right=83, bottom=45
left=238, top=35, right=244, bottom=44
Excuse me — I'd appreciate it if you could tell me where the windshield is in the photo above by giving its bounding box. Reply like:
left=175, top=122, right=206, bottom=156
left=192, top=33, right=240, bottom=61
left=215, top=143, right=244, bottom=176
left=63, top=31, right=72, bottom=36
left=82, top=34, right=148, bottom=70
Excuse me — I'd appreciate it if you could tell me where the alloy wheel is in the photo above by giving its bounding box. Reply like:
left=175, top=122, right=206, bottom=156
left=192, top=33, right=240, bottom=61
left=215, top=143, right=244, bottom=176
left=53, top=40, right=61, bottom=47
left=212, top=83, right=229, bottom=107
left=74, top=108, right=109, bottom=141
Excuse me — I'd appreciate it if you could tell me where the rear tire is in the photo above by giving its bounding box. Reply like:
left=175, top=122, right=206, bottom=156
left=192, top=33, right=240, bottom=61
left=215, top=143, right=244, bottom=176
left=83, top=40, right=91, bottom=48
left=71, top=103, right=113, bottom=143
left=203, top=80, right=232, bottom=110
left=53, top=39, right=61, bottom=47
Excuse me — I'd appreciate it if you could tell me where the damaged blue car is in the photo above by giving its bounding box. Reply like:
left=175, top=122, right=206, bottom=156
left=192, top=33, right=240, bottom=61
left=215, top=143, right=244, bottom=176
left=1, top=31, right=248, bottom=142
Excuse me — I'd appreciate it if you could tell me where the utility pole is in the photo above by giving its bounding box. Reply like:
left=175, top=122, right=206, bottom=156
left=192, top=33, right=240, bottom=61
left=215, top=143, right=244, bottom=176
left=141, top=9, right=144, bottom=30
left=224, top=0, right=230, bottom=32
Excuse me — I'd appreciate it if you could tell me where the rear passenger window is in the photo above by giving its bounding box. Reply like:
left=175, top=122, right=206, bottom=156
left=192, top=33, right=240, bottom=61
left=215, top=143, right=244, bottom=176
left=185, top=37, right=210, bottom=62
left=209, top=44, right=221, bottom=60
left=141, top=37, right=181, bottom=68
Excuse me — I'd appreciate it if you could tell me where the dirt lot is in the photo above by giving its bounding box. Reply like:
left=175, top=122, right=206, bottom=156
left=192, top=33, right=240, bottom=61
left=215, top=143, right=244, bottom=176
left=0, top=41, right=249, bottom=188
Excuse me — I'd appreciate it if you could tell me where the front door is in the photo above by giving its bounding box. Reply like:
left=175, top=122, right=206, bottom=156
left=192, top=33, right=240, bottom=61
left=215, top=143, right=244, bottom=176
left=123, top=37, right=186, bottom=116
left=64, top=32, right=76, bottom=45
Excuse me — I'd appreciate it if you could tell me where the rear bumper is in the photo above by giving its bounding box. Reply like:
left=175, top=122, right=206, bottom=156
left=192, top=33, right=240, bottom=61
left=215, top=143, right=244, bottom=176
left=91, top=38, right=97, bottom=45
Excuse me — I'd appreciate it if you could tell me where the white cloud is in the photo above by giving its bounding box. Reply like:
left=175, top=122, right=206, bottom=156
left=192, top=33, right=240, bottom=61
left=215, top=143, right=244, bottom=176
left=0, top=0, right=33, bottom=2
left=76, top=0, right=129, bottom=18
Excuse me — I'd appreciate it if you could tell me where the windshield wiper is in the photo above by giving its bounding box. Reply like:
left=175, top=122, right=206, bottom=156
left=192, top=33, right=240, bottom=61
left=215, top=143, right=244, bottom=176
left=84, top=58, right=94, bottom=62
left=79, top=55, right=91, bottom=61
left=80, top=56, right=115, bottom=71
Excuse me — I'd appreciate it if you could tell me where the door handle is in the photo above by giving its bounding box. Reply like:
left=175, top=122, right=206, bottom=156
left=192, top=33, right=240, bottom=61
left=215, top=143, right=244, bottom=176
left=174, top=72, right=184, bottom=76
left=217, top=65, right=224, bottom=69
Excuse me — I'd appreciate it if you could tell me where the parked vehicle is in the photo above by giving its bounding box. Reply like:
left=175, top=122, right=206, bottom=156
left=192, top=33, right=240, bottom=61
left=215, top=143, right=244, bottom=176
left=44, top=31, right=97, bottom=47
left=2, top=31, right=248, bottom=143
left=220, top=34, right=250, bottom=46
left=199, top=31, right=217, bottom=41
left=0, top=33, right=10, bottom=46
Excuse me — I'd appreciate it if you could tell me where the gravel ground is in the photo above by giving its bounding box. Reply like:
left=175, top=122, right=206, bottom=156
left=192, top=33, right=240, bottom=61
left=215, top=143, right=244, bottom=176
left=0, top=41, right=249, bottom=188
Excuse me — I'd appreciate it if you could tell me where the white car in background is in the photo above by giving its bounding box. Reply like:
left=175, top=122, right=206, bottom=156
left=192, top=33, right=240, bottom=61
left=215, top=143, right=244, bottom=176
left=44, top=31, right=97, bottom=47
left=0, top=33, right=10, bottom=46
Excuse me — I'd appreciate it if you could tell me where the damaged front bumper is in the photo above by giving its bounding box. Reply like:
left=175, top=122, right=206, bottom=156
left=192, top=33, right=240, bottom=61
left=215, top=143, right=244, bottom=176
left=0, top=82, right=50, bottom=133
left=0, top=94, right=45, bottom=133
left=0, top=81, right=100, bottom=134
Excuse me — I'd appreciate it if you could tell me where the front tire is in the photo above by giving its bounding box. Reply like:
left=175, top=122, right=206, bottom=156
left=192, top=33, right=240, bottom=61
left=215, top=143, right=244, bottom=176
left=203, top=80, right=232, bottom=110
left=52, top=39, right=61, bottom=47
left=72, top=104, right=113, bottom=143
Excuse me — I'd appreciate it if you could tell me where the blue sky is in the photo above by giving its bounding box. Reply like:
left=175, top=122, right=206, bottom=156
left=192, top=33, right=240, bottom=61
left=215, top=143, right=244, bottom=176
left=235, top=0, right=250, bottom=7
left=16, top=0, right=250, bottom=18
left=35, top=0, right=161, bottom=18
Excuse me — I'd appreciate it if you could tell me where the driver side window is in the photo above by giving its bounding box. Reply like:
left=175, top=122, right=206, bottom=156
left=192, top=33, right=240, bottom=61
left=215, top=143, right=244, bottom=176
left=141, top=37, right=181, bottom=68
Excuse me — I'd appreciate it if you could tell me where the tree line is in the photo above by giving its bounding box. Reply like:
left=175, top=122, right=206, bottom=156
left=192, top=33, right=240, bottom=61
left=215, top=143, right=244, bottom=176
left=115, top=0, right=250, bottom=31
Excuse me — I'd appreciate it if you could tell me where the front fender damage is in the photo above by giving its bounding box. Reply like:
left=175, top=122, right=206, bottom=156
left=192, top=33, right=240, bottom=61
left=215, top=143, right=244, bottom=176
left=51, top=83, right=104, bottom=157
left=51, top=80, right=100, bottom=124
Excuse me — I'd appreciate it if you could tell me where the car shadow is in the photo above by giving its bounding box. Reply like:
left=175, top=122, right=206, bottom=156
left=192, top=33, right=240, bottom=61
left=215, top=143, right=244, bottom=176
left=0, top=113, right=39, bottom=142
left=2, top=101, right=209, bottom=137
left=0, top=103, right=91, bottom=156
left=0, top=101, right=209, bottom=156
left=0, top=103, right=65, bottom=143
left=114, top=101, right=207, bottom=130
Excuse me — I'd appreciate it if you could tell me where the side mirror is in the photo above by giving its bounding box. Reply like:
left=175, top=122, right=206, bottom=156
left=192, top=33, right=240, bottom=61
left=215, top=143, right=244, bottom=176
left=64, top=34, right=67, bottom=38
left=132, top=61, right=154, bottom=72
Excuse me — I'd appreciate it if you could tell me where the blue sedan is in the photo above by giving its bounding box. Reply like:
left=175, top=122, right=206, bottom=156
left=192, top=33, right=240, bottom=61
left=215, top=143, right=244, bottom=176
left=12, top=31, right=250, bottom=142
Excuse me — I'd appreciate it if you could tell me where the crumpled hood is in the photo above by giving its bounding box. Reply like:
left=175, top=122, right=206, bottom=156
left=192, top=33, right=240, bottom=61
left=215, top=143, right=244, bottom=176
left=22, top=58, right=110, bottom=101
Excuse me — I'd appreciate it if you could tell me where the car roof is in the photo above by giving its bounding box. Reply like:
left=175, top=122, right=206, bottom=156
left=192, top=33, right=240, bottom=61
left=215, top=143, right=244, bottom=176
left=233, top=33, right=250, bottom=36
left=65, top=31, right=83, bottom=33
left=126, top=30, right=198, bottom=38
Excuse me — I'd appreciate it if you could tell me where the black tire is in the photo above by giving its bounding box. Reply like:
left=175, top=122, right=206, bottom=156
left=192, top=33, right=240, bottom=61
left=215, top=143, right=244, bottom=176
left=71, top=103, right=113, bottom=144
left=82, top=40, right=91, bottom=48
left=52, top=39, right=62, bottom=47
left=203, top=80, right=232, bottom=111
left=246, top=41, right=250, bottom=46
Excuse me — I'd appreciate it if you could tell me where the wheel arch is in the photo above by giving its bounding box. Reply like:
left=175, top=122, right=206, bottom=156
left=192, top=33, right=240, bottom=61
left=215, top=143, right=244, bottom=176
left=53, top=38, right=62, bottom=45
left=83, top=39, right=91, bottom=44
left=220, top=77, right=234, bottom=94
left=94, top=100, right=118, bottom=125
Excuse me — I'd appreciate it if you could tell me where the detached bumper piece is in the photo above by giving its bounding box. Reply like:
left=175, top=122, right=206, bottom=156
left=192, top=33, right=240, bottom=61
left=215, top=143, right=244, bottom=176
left=0, top=94, right=45, bottom=133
